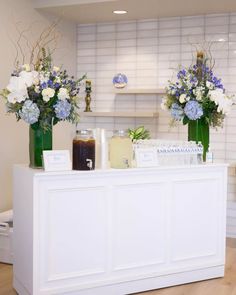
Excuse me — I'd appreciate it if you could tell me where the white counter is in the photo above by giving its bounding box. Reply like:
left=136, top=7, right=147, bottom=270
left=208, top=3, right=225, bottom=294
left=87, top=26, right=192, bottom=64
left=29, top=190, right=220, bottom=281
left=13, top=164, right=228, bottom=295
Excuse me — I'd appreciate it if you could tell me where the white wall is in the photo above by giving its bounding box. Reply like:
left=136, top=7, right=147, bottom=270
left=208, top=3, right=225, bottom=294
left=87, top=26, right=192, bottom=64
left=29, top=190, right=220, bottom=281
left=76, top=14, right=236, bottom=233
left=0, top=0, right=77, bottom=212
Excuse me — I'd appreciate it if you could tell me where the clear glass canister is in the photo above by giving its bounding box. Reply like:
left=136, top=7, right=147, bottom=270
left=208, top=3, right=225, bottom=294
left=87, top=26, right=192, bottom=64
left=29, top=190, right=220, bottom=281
left=73, top=130, right=95, bottom=170
left=109, top=130, right=133, bottom=169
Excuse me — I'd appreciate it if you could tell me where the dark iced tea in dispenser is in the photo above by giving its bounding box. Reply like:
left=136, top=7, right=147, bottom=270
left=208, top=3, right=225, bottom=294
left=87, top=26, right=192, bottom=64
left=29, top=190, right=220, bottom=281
left=73, top=130, right=95, bottom=170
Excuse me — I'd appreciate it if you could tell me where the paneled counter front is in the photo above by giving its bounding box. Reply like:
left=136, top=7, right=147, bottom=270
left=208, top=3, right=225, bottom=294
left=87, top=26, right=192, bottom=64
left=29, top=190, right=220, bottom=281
left=13, top=164, right=227, bottom=295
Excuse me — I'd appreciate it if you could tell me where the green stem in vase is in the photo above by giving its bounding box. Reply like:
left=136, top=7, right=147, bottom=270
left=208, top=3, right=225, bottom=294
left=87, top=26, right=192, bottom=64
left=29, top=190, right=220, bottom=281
left=188, top=119, right=209, bottom=162
left=29, top=125, right=53, bottom=168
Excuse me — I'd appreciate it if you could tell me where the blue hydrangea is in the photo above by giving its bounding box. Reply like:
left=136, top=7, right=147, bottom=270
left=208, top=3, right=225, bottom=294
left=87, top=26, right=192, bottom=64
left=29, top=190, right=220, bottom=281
left=19, top=100, right=40, bottom=124
left=54, top=100, right=71, bottom=120
left=184, top=101, right=203, bottom=120
left=171, top=103, right=184, bottom=120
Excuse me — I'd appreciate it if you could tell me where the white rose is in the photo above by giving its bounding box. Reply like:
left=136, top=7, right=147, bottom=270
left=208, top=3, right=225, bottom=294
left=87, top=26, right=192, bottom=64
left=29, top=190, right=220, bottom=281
left=42, top=88, right=55, bottom=97
left=22, top=64, right=31, bottom=72
left=55, top=77, right=61, bottom=83
left=194, top=87, right=203, bottom=101
left=196, top=93, right=202, bottom=101
left=42, top=88, right=55, bottom=102
left=43, top=96, right=50, bottom=102
left=53, top=66, right=60, bottom=72
left=34, top=86, right=40, bottom=94
left=179, top=94, right=186, bottom=104
left=58, top=87, right=69, bottom=100
left=186, top=96, right=190, bottom=101
left=206, top=81, right=214, bottom=90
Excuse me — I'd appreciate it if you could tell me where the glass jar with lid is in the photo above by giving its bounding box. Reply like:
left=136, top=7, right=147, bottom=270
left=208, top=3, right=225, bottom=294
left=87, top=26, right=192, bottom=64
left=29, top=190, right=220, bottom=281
left=109, top=130, right=133, bottom=169
left=73, top=129, right=95, bottom=170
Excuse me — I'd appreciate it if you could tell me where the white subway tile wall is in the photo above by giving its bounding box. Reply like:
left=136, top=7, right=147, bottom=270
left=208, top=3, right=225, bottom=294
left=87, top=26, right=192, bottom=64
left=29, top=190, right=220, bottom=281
left=77, top=14, right=236, bottom=204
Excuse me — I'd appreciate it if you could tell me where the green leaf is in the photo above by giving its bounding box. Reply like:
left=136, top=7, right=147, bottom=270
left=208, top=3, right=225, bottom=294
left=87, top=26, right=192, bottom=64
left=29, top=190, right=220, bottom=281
left=135, top=126, right=144, bottom=135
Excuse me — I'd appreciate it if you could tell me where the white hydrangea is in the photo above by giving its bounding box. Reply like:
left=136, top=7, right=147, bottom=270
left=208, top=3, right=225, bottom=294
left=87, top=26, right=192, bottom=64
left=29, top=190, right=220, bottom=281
left=58, top=87, right=69, bottom=100
left=42, top=88, right=55, bottom=102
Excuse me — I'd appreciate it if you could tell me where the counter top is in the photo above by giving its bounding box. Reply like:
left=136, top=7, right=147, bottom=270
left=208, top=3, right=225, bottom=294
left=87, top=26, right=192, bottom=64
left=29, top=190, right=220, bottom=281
left=15, top=162, right=229, bottom=177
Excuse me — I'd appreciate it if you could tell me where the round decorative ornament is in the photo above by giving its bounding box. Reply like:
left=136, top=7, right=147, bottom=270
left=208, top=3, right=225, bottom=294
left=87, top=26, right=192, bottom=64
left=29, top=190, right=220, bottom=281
left=112, top=73, right=128, bottom=88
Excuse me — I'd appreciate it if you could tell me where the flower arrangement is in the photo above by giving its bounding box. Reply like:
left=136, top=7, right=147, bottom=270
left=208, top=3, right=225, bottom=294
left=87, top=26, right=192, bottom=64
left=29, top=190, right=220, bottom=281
left=0, top=21, right=86, bottom=168
left=1, top=49, right=85, bottom=130
left=161, top=51, right=233, bottom=128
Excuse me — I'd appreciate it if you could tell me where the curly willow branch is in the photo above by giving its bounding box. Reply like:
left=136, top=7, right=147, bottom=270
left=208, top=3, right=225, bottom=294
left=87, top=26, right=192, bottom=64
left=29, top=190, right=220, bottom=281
left=187, top=38, right=217, bottom=69
left=10, top=18, right=61, bottom=69
left=33, top=19, right=61, bottom=67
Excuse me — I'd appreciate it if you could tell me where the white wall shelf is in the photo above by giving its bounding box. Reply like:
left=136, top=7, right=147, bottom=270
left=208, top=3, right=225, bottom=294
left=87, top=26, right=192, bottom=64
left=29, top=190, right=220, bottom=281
left=114, top=88, right=166, bottom=95
left=79, top=111, right=159, bottom=118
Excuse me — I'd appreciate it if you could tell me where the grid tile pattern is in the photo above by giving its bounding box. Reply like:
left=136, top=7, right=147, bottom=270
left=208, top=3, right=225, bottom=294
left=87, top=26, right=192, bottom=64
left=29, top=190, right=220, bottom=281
left=77, top=13, right=236, bottom=204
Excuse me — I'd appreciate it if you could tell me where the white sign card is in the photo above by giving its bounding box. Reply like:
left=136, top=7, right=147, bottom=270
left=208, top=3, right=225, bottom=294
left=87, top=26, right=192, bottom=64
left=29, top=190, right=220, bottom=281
left=43, top=150, right=72, bottom=172
left=135, top=147, right=158, bottom=168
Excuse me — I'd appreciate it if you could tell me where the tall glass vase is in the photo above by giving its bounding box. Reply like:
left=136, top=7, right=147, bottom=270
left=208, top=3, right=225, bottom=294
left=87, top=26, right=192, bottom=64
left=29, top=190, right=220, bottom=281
left=29, top=125, right=53, bottom=168
left=188, top=119, right=209, bottom=162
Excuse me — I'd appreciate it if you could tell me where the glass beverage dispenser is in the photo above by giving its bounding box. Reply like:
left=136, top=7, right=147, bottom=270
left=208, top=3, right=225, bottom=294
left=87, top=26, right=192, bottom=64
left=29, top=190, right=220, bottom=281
left=109, top=130, right=133, bottom=169
left=73, top=130, right=95, bottom=170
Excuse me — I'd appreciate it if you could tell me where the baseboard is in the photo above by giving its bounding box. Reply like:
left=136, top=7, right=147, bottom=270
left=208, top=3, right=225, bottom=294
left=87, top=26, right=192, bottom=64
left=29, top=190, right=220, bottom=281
left=227, top=201, right=236, bottom=238
left=13, top=276, right=31, bottom=295
left=14, top=266, right=224, bottom=295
